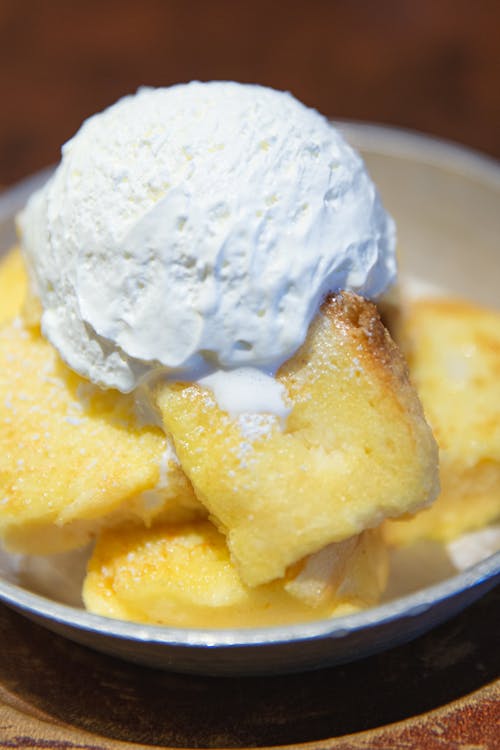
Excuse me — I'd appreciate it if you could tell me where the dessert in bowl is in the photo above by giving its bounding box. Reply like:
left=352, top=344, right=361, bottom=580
left=0, top=83, right=498, bottom=673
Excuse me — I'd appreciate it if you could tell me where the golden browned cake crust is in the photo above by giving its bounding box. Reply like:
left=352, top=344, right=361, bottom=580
left=156, top=291, right=439, bottom=587
left=319, top=291, right=423, bottom=405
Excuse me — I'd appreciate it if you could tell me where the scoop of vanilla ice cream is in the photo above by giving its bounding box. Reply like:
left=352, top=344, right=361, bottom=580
left=19, top=82, right=396, bottom=392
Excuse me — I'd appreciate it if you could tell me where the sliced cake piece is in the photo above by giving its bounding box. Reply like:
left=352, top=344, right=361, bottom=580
left=0, top=247, right=27, bottom=324
left=83, top=520, right=388, bottom=627
left=384, top=297, right=500, bottom=545
left=156, top=292, right=439, bottom=587
left=0, top=319, right=203, bottom=554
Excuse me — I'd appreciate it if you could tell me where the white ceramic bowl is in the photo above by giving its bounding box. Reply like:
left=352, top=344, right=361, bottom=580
left=0, top=124, right=499, bottom=676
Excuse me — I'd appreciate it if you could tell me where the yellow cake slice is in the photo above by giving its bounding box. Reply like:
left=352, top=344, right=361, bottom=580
left=0, top=247, right=28, bottom=324
left=0, top=318, right=203, bottom=554
left=83, top=520, right=388, bottom=628
left=155, top=292, right=439, bottom=587
left=384, top=297, right=500, bottom=545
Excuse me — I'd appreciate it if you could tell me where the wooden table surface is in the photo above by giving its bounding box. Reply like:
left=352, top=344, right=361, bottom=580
left=0, top=589, right=498, bottom=749
left=0, top=1, right=499, bottom=747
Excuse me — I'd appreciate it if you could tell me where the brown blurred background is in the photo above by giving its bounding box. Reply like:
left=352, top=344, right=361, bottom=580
left=0, top=0, right=499, bottom=185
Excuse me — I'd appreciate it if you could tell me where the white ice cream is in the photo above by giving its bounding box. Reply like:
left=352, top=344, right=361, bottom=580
left=19, top=82, right=396, bottom=393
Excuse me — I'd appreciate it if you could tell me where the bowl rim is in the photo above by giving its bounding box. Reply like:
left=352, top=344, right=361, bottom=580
left=0, top=548, right=498, bottom=648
